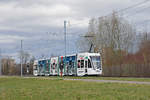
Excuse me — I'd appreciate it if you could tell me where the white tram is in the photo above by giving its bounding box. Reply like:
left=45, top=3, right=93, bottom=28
left=33, top=52, right=102, bottom=76
left=77, top=53, right=102, bottom=76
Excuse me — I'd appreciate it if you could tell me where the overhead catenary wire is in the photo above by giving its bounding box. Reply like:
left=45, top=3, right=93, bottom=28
left=41, top=0, right=150, bottom=38
left=117, top=0, right=150, bottom=13
left=67, top=0, right=150, bottom=29
left=125, top=5, right=150, bottom=17
left=61, top=1, right=150, bottom=54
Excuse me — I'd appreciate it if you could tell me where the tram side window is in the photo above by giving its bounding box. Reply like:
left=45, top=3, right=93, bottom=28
left=36, top=65, right=38, bottom=70
left=85, top=61, right=87, bottom=68
left=55, top=64, right=57, bottom=69
left=34, top=65, right=37, bottom=70
left=78, top=60, right=80, bottom=68
left=40, top=64, right=42, bottom=68
left=55, top=64, right=57, bottom=72
left=72, top=62, right=74, bottom=68
left=66, top=62, right=69, bottom=68
left=88, top=59, right=92, bottom=68
left=53, top=63, right=55, bottom=69
left=46, top=63, right=49, bottom=71
left=81, top=60, right=84, bottom=68
left=69, top=61, right=72, bottom=67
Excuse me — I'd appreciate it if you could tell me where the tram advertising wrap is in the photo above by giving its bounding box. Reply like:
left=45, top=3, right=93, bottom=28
left=33, top=53, right=102, bottom=76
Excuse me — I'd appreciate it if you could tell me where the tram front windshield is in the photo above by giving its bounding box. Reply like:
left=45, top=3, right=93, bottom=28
left=90, top=56, right=101, bottom=70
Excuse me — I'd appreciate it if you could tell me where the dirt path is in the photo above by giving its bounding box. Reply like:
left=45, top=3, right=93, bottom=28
left=2, top=76, right=150, bottom=85
left=64, top=78, right=150, bottom=85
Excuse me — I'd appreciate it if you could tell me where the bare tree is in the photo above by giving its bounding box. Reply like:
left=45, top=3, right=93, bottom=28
left=1, top=57, right=15, bottom=75
left=88, top=12, right=135, bottom=52
left=78, top=12, right=135, bottom=66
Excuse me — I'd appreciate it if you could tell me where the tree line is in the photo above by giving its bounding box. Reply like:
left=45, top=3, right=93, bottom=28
left=1, top=51, right=34, bottom=75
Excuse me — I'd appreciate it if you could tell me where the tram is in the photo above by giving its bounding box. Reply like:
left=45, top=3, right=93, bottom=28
left=33, top=52, right=102, bottom=76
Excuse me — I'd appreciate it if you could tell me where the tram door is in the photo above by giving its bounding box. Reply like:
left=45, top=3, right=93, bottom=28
left=85, top=60, right=88, bottom=74
left=77, top=60, right=85, bottom=76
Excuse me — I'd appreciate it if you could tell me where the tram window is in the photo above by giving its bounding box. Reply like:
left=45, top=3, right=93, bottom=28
left=55, top=64, right=57, bottom=72
left=66, top=62, right=69, bottom=68
left=72, top=62, right=74, bottom=68
left=66, top=62, right=70, bottom=67
left=46, top=63, right=49, bottom=70
left=53, top=63, right=55, bottom=69
left=81, top=60, right=84, bottom=68
left=56, top=64, right=57, bottom=68
left=69, top=61, right=72, bottom=66
left=78, top=60, right=80, bottom=68
left=34, top=65, right=37, bottom=70
left=88, top=59, right=92, bottom=68
left=36, top=65, right=37, bottom=70
left=40, top=64, right=42, bottom=68
left=85, top=61, right=87, bottom=68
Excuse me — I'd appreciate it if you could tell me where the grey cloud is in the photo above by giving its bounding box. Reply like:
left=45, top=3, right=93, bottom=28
left=0, top=0, right=149, bottom=60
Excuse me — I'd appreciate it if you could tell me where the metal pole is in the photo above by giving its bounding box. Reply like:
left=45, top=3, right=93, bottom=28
left=64, top=21, right=67, bottom=57
left=21, top=40, right=23, bottom=77
left=64, top=20, right=67, bottom=75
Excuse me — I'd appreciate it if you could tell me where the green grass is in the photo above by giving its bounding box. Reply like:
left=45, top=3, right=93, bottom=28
left=0, top=77, right=150, bottom=100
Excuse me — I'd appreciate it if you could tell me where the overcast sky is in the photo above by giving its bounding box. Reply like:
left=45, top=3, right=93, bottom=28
left=0, top=0, right=150, bottom=61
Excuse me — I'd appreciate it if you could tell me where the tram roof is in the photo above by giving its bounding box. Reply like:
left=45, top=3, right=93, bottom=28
left=78, top=52, right=100, bottom=56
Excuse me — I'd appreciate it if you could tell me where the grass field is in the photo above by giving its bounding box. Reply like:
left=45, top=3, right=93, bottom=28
left=0, top=77, right=150, bottom=100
